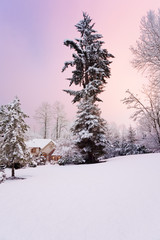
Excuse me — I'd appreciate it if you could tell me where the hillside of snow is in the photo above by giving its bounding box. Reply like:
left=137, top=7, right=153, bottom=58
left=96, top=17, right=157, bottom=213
left=0, top=153, right=160, bottom=240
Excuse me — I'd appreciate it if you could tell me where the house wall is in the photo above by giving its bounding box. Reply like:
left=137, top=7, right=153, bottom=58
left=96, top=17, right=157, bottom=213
left=30, top=147, right=41, bottom=157
left=27, top=140, right=56, bottom=161
left=41, top=142, right=56, bottom=161
left=51, top=155, right=61, bottom=161
left=42, top=142, right=55, bottom=155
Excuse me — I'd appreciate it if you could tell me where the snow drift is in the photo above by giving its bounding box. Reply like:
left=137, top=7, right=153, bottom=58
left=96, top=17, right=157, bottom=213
left=0, top=153, right=160, bottom=240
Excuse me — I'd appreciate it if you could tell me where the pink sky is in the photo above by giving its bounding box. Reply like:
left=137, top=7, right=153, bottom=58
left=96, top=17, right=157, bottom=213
left=0, top=0, right=160, bottom=129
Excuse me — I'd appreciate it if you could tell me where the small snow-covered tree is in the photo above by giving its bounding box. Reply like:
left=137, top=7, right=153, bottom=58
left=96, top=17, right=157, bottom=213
left=121, top=126, right=149, bottom=155
left=127, top=126, right=136, bottom=144
left=0, top=97, right=29, bottom=177
left=62, top=12, right=114, bottom=163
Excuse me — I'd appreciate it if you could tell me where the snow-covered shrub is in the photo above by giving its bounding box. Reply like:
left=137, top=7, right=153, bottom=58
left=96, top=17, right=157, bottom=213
left=58, top=152, right=84, bottom=165
left=55, top=136, right=84, bottom=165
left=0, top=171, right=5, bottom=183
left=120, top=142, right=150, bottom=156
left=103, top=124, right=151, bottom=159
left=72, top=153, right=85, bottom=164
left=29, top=155, right=46, bottom=167
left=29, top=159, right=37, bottom=168
left=0, top=165, right=6, bottom=183
left=108, top=142, right=150, bottom=158
left=58, top=156, right=73, bottom=165
left=36, top=155, right=46, bottom=165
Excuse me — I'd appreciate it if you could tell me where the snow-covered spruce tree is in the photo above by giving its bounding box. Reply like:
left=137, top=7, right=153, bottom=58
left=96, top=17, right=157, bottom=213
left=0, top=97, right=30, bottom=178
left=62, top=12, right=114, bottom=103
left=127, top=126, right=136, bottom=144
left=62, top=13, right=114, bottom=163
left=72, top=94, right=108, bottom=163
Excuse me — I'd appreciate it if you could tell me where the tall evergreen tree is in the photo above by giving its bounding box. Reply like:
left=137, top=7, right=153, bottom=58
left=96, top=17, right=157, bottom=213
left=62, top=12, right=114, bottom=103
left=0, top=97, right=29, bottom=177
left=62, top=13, right=114, bottom=163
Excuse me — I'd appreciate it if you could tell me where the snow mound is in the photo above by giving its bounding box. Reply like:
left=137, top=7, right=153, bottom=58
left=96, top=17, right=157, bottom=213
left=0, top=153, right=160, bottom=240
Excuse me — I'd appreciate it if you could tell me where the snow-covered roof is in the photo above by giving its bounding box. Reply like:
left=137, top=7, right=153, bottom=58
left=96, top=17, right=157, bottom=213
left=26, top=139, right=56, bottom=149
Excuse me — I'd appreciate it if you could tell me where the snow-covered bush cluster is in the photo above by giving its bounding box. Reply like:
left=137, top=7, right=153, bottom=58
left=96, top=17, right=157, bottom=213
left=0, top=164, right=6, bottom=183
left=0, top=170, right=6, bottom=183
left=29, top=155, right=46, bottom=167
left=104, top=125, right=150, bottom=159
left=107, top=141, right=150, bottom=158
left=54, top=137, right=85, bottom=165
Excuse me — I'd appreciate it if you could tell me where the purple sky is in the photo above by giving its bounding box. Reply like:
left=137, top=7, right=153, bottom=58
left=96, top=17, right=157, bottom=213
left=0, top=0, right=160, bottom=129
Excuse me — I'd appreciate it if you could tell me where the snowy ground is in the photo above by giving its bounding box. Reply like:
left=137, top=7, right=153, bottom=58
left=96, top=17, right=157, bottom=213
left=0, top=153, right=160, bottom=240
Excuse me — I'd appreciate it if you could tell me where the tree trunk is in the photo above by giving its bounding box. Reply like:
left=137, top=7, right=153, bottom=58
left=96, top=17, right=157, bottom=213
left=11, top=162, right=15, bottom=178
left=56, top=118, right=59, bottom=140
left=44, top=116, right=47, bottom=139
left=86, top=152, right=97, bottom=164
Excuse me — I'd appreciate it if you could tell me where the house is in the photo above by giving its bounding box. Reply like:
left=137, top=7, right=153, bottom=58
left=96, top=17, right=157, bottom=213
left=51, top=150, right=62, bottom=161
left=26, top=139, right=56, bottom=161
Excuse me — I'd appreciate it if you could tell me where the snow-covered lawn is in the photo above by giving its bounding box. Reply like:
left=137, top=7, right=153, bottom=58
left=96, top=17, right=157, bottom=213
left=1, top=153, right=160, bottom=240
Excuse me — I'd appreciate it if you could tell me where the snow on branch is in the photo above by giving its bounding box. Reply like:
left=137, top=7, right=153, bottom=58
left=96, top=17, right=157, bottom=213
left=64, top=40, right=82, bottom=54
left=62, top=61, right=74, bottom=72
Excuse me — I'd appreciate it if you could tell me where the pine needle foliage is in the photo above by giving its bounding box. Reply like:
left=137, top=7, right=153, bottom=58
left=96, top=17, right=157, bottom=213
left=62, top=12, right=114, bottom=103
left=72, top=95, right=107, bottom=163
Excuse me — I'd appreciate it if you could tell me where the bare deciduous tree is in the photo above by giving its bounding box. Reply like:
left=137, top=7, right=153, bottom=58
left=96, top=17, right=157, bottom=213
left=123, top=79, right=160, bottom=149
left=131, top=9, right=160, bottom=77
left=51, top=101, right=68, bottom=140
left=34, top=102, right=52, bottom=139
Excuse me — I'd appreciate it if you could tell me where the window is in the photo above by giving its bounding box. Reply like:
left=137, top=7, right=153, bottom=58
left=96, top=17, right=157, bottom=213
left=31, top=148, right=36, bottom=153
